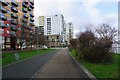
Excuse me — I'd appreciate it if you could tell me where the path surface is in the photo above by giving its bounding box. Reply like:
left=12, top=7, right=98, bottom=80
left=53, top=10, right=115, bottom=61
left=34, top=48, right=89, bottom=78
left=2, top=50, right=59, bottom=78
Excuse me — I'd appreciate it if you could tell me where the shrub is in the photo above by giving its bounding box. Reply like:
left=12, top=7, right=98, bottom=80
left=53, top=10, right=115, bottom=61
left=78, top=29, right=115, bottom=64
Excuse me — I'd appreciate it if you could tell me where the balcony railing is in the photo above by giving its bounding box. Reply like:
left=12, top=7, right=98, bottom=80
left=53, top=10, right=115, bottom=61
left=23, top=14, right=29, bottom=18
left=10, top=25, right=18, bottom=31
left=30, top=4, right=34, bottom=9
left=0, top=15, right=7, bottom=21
left=30, top=13, right=34, bottom=17
left=11, top=1, right=18, bottom=7
left=28, top=7, right=32, bottom=11
left=30, top=18, right=34, bottom=22
left=1, top=7, right=7, bottom=13
left=22, top=8, right=27, bottom=13
left=10, top=31, right=16, bottom=36
left=0, top=22, right=6, bottom=28
left=11, top=13, right=18, bottom=19
left=30, top=1, right=34, bottom=5
left=22, top=18, right=28, bottom=23
left=11, top=7, right=18, bottom=13
left=24, top=1, right=28, bottom=4
left=2, top=0, right=8, bottom=6
left=11, top=19, right=18, bottom=25
left=22, top=24, right=28, bottom=28
left=30, top=22, right=34, bottom=26
left=22, top=2, right=28, bottom=8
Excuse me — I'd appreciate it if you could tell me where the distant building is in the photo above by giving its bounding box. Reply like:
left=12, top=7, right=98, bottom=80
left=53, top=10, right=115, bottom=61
left=35, top=14, right=67, bottom=47
left=46, top=35, right=61, bottom=47
left=112, top=40, right=120, bottom=54
left=35, top=16, right=44, bottom=34
left=66, top=22, right=74, bottom=44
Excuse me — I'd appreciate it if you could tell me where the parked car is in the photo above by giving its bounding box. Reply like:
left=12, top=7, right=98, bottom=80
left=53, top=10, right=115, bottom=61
left=42, top=45, right=47, bottom=49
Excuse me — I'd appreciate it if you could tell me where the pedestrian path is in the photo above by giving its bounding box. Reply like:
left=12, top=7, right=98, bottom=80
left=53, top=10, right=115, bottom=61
left=34, top=48, right=89, bottom=78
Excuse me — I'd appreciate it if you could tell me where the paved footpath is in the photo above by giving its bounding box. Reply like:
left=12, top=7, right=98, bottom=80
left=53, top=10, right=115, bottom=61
left=34, top=48, right=89, bottom=78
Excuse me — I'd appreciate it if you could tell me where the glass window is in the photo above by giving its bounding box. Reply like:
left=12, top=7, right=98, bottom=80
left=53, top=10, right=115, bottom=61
left=7, top=10, right=10, bottom=14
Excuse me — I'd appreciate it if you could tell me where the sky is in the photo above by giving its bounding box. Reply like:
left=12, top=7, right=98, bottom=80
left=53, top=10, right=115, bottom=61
left=34, top=0, right=118, bottom=38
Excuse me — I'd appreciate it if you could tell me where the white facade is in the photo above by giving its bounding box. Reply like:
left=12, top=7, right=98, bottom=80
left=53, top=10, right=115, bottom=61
left=35, top=16, right=44, bottom=33
left=35, top=15, right=74, bottom=46
left=44, top=15, right=64, bottom=35
left=44, top=14, right=66, bottom=42
left=112, top=43, right=120, bottom=54
left=66, top=22, right=74, bottom=44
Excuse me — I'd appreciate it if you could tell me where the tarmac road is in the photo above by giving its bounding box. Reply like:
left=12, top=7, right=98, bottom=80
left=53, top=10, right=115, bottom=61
left=2, top=49, right=59, bottom=78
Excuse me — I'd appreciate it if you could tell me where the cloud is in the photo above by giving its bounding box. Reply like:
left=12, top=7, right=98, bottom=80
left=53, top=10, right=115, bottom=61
left=34, top=0, right=118, bottom=38
left=103, top=13, right=118, bottom=26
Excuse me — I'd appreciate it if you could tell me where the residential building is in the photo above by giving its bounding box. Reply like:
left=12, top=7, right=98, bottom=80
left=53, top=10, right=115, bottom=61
left=35, top=16, right=44, bottom=34
left=35, top=14, right=66, bottom=47
left=66, top=22, right=74, bottom=44
left=0, top=0, right=34, bottom=50
left=46, top=35, right=61, bottom=47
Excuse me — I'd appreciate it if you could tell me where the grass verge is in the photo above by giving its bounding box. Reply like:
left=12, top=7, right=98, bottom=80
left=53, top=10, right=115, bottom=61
left=2, top=49, right=54, bottom=66
left=70, top=49, right=119, bottom=78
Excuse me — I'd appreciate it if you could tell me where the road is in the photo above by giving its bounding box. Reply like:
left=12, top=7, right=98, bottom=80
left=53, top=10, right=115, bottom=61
left=2, top=49, right=59, bottom=78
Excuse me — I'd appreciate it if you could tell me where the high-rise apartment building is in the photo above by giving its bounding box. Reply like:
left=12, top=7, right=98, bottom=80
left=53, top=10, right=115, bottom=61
left=35, top=16, right=44, bottom=34
left=66, top=22, right=74, bottom=44
left=0, top=0, right=34, bottom=50
left=35, top=14, right=67, bottom=47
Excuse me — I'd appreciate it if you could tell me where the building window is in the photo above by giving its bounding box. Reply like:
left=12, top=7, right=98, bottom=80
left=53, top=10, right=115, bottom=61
left=57, top=36, right=59, bottom=39
left=47, top=18, right=51, bottom=22
left=7, top=10, right=10, bottom=14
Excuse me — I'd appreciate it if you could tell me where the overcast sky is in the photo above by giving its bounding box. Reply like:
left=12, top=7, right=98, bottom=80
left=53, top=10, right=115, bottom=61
left=34, top=0, right=118, bottom=38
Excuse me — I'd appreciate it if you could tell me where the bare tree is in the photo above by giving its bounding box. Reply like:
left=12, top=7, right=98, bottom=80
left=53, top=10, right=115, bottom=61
left=96, top=24, right=117, bottom=40
left=38, top=33, right=46, bottom=47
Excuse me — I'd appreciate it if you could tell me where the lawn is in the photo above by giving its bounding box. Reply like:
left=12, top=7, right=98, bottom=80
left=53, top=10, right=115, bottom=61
left=70, top=49, right=119, bottom=79
left=2, top=49, right=54, bottom=66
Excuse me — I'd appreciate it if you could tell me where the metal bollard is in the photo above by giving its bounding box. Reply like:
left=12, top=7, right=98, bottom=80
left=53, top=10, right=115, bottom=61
left=15, top=53, right=19, bottom=61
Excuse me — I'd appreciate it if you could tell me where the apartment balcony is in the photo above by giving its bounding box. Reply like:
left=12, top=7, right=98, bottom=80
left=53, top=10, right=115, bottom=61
left=30, top=13, right=34, bottom=17
left=1, top=24, right=10, bottom=28
left=10, top=25, right=18, bottom=31
left=22, top=18, right=28, bottom=23
left=11, top=13, right=18, bottom=19
left=30, top=18, right=34, bottom=22
left=22, top=24, right=28, bottom=28
left=24, top=1, right=28, bottom=4
left=11, top=7, right=18, bottom=13
left=26, top=26, right=31, bottom=30
left=23, top=14, right=29, bottom=18
left=1, top=7, right=7, bottom=13
left=10, top=31, right=16, bottom=37
left=0, top=22, right=6, bottom=28
left=30, top=22, right=34, bottom=26
left=2, top=0, right=8, bottom=6
left=11, top=1, right=18, bottom=7
left=30, top=1, right=34, bottom=5
left=22, top=2, right=28, bottom=8
left=11, top=19, right=18, bottom=25
left=28, top=7, right=32, bottom=11
left=22, top=8, right=27, bottom=13
left=30, top=4, right=34, bottom=9
left=0, top=15, right=7, bottom=21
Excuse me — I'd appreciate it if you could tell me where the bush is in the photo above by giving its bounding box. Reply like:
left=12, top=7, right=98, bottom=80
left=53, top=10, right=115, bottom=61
left=78, top=30, right=114, bottom=64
